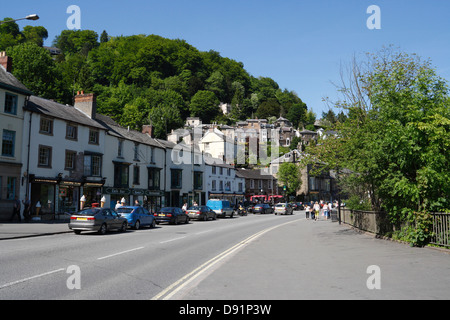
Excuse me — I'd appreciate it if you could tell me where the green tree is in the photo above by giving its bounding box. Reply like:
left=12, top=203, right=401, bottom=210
left=100, top=30, right=109, bottom=43
left=277, top=163, right=302, bottom=196
left=304, top=47, right=450, bottom=246
left=53, top=30, right=99, bottom=55
left=190, top=90, right=220, bottom=123
left=147, top=104, right=183, bottom=139
left=0, top=18, right=22, bottom=50
left=286, top=102, right=307, bottom=129
left=255, top=98, right=281, bottom=119
left=22, top=26, right=48, bottom=47
left=6, top=42, right=68, bottom=101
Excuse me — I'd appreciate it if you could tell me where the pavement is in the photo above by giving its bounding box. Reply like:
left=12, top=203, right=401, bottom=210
left=0, top=219, right=73, bottom=240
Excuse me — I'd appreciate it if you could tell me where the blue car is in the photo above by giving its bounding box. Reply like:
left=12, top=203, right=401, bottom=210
left=116, top=206, right=156, bottom=230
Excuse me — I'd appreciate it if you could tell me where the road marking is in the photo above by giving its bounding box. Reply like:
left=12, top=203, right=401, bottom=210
left=159, top=236, right=187, bottom=244
left=151, top=217, right=301, bottom=300
left=0, top=268, right=66, bottom=290
left=97, top=247, right=145, bottom=260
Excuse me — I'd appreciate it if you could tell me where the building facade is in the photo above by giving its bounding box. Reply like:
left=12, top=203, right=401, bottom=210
left=0, top=54, right=33, bottom=220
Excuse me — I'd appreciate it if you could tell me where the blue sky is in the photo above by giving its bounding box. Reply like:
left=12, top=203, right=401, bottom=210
left=2, top=0, right=450, bottom=116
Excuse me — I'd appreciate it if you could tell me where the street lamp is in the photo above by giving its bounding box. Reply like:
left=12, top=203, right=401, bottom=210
left=0, top=14, right=40, bottom=25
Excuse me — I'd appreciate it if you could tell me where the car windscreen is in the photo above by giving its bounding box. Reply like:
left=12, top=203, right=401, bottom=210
left=76, top=208, right=100, bottom=216
left=117, top=207, right=134, bottom=214
left=188, top=206, right=200, bottom=210
left=159, top=207, right=173, bottom=212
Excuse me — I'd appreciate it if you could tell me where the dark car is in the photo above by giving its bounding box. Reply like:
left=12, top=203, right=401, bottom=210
left=186, top=206, right=217, bottom=221
left=296, top=202, right=304, bottom=210
left=69, top=207, right=128, bottom=235
left=154, top=207, right=190, bottom=225
left=253, top=203, right=274, bottom=214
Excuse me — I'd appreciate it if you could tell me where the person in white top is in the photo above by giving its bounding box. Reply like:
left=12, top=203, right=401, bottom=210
left=323, top=203, right=329, bottom=220
left=313, top=202, right=320, bottom=221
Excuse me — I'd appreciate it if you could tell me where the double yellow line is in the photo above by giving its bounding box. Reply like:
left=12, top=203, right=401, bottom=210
left=151, top=218, right=301, bottom=300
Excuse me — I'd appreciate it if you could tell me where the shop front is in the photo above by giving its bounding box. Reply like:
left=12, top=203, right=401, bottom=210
left=29, top=176, right=58, bottom=217
left=58, top=180, right=81, bottom=214
left=103, top=186, right=164, bottom=213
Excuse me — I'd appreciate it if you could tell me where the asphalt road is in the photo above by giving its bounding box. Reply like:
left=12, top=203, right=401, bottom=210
left=0, top=212, right=300, bottom=300
left=1, top=211, right=449, bottom=300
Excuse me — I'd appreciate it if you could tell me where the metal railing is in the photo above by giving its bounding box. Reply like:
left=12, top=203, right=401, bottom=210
left=430, top=213, right=450, bottom=247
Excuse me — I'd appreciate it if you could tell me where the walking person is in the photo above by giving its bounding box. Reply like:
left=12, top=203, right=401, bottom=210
left=323, top=202, right=329, bottom=220
left=313, top=201, right=320, bottom=221
left=10, top=196, right=22, bottom=222
left=22, top=196, right=31, bottom=222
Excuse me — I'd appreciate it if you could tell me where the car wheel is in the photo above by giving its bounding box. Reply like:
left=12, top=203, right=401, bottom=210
left=135, top=220, right=140, bottom=230
left=74, top=230, right=82, bottom=235
left=203, top=214, right=208, bottom=221
left=185, top=216, right=190, bottom=224
left=150, top=219, right=156, bottom=228
left=98, top=223, right=107, bottom=235
left=120, top=222, right=127, bottom=232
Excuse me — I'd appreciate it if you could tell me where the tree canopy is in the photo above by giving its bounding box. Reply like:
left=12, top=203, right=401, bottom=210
left=303, top=47, right=450, bottom=246
left=1, top=23, right=312, bottom=138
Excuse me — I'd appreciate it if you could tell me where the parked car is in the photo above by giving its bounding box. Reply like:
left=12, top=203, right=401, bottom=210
left=253, top=203, right=274, bottom=214
left=206, top=199, right=234, bottom=218
left=116, top=206, right=156, bottom=229
left=274, top=203, right=294, bottom=215
left=154, top=207, right=189, bottom=225
left=186, top=206, right=217, bottom=221
left=69, top=207, right=128, bottom=235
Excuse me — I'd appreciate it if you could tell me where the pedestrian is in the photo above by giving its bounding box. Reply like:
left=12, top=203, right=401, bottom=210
left=305, top=204, right=310, bottom=219
left=10, top=196, right=22, bottom=222
left=115, top=200, right=122, bottom=210
left=323, top=202, right=329, bottom=220
left=313, top=201, right=320, bottom=221
left=22, top=196, right=31, bottom=221
left=182, top=203, right=188, bottom=212
left=134, top=199, right=140, bottom=206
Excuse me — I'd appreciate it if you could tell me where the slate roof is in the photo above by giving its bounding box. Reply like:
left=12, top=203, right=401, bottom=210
left=26, top=96, right=105, bottom=130
left=0, top=65, right=33, bottom=95
left=236, top=168, right=274, bottom=179
left=25, top=95, right=176, bottom=150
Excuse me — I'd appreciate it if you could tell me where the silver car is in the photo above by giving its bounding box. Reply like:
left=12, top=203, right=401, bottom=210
left=69, top=207, right=128, bottom=235
left=274, top=203, right=293, bottom=215
left=186, top=206, right=217, bottom=221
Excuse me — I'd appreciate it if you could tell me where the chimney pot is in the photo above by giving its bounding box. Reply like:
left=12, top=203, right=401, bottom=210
left=142, top=125, right=154, bottom=138
left=0, top=52, right=13, bottom=73
left=74, top=92, right=97, bottom=119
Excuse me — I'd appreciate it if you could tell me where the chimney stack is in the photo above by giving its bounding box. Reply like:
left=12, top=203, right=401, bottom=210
left=142, top=125, right=154, bottom=138
left=74, top=92, right=96, bottom=119
left=0, top=52, right=12, bottom=73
